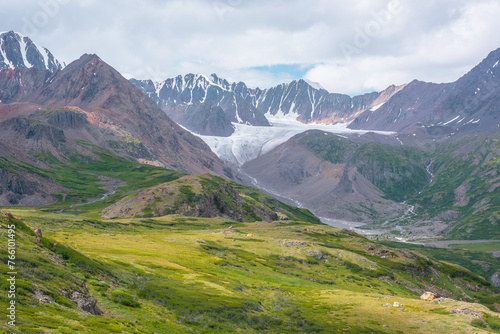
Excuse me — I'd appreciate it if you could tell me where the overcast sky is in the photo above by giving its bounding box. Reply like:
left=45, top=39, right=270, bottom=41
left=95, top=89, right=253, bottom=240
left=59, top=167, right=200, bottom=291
left=1, top=0, right=500, bottom=95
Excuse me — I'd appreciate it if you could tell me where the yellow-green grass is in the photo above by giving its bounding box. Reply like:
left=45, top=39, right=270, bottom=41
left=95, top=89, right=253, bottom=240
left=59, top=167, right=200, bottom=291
left=2, top=208, right=499, bottom=333
left=448, top=242, right=500, bottom=252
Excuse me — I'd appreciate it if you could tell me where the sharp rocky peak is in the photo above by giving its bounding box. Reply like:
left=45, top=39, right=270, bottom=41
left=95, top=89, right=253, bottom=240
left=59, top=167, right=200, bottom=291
left=0, top=31, right=63, bottom=72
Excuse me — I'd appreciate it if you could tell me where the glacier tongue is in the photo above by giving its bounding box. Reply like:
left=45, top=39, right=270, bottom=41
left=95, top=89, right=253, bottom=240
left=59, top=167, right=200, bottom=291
left=195, top=118, right=395, bottom=165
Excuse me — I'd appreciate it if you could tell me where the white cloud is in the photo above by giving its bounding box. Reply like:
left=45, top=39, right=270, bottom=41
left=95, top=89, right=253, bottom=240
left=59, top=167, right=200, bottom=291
left=0, top=0, right=499, bottom=95
left=305, top=0, right=500, bottom=94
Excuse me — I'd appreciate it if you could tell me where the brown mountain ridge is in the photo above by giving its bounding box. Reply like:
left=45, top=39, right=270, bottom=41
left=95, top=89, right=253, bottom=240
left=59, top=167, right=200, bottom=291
left=0, top=54, right=232, bottom=177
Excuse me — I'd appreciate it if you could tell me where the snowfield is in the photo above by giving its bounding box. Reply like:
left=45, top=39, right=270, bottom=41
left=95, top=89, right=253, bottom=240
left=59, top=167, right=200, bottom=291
left=195, top=118, right=395, bottom=165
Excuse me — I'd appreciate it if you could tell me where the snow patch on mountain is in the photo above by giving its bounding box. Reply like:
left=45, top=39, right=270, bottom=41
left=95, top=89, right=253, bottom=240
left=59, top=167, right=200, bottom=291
left=370, top=102, right=385, bottom=111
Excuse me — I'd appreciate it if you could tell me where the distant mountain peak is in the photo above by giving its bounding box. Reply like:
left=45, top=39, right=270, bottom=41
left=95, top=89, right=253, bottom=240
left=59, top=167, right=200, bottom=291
left=0, top=31, right=63, bottom=72
left=79, top=53, right=101, bottom=62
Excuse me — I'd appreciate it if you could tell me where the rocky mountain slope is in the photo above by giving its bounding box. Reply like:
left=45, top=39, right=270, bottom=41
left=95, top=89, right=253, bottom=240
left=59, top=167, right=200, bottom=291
left=243, top=130, right=430, bottom=222
left=131, top=74, right=270, bottom=136
left=0, top=31, right=62, bottom=72
left=350, top=47, right=500, bottom=133
left=131, top=75, right=405, bottom=132
left=252, top=80, right=403, bottom=124
left=0, top=54, right=231, bottom=177
left=243, top=129, right=500, bottom=241
left=403, top=134, right=500, bottom=240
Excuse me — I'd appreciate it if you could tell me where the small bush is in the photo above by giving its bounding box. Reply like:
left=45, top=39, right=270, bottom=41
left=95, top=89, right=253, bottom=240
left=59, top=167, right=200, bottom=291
left=471, top=318, right=487, bottom=328
left=110, top=289, right=141, bottom=308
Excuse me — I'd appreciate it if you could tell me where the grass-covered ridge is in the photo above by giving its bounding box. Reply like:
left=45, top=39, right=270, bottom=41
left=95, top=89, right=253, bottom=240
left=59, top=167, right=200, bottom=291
left=102, top=173, right=320, bottom=224
left=380, top=240, right=500, bottom=296
left=0, top=143, right=185, bottom=212
left=1, top=208, right=499, bottom=333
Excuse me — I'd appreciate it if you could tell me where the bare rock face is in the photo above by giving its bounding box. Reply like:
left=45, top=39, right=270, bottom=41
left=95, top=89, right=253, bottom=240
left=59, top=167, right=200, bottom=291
left=454, top=181, right=470, bottom=207
left=420, top=291, right=440, bottom=301
left=491, top=272, right=500, bottom=287
left=0, top=169, right=63, bottom=206
left=70, top=291, right=103, bottom=315
left=494, top=303, right=500, bottom=313
left=167, top=104, right=235, bottom=137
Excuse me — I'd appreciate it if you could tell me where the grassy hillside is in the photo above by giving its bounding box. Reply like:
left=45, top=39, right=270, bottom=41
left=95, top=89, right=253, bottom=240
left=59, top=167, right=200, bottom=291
left=381, top=240, right=500, bottom=297
left=0, top=144, right=185, bottom=212
left=102, top=173, right=320, bottom=224
left=1, top=208, right=500, bottom=333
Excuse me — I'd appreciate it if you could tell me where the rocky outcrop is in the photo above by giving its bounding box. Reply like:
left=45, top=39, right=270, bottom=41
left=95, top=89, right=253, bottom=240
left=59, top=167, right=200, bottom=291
left=0, top=169, right=63, bottom=206
left=61, top=289, right=103, bottom=315
left=491, top=272, right=500, bottom=287
left=420, top=291, right=440, bottom=301
left=71, top=291, right=103, bottom=315
left=454, top=181, right=470, bottom=207
left=33, top=228, right=42, bottom=238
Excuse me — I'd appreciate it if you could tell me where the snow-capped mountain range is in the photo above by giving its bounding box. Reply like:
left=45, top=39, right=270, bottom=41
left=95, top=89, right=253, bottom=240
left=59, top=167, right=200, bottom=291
left=1, top=30, right=500, bottom=140
left=0, top=31, right=63, bottom=72
left=131, top=74, right=270, bottom=135
left=131, top=74, right=402, bottom=135
left=133, top=43, right=500, bottom=138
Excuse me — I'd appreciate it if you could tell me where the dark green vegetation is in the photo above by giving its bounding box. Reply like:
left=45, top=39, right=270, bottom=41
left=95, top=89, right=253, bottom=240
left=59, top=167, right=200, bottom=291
left=381, top=241, right=500, bottom=293
left=408, top=134, right=500, bottom=240
left=298, top=131, right=500, bottom=240
left=1, top=210, right=499, bottom=333
left=2, top=145, right=185, bottom=212
left=298, top=132, right=429, bottom=202
left=351, top=143, right=429, bottom=202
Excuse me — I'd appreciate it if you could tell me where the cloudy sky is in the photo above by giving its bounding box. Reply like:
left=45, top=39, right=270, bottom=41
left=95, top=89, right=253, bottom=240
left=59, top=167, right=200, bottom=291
left=1, top=0, right=500, bottom=95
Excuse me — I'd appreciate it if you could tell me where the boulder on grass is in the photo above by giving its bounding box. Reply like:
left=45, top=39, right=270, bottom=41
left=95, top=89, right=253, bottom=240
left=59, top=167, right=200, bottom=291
left=420, top=291, right=440, bottom=301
